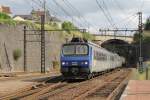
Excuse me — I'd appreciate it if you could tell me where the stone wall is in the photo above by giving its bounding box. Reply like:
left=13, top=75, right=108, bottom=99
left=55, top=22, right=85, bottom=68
left=0, top=24, right=66, bottom=73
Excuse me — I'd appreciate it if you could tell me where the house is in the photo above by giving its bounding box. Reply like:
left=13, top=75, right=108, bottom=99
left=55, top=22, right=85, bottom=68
left=30, top=9, right=62, bottom=28
left=0, top=5, right=11, bottom=15
left=13, top=15, right=33, bottom=21
left=31, top=9, right=50, bottom=22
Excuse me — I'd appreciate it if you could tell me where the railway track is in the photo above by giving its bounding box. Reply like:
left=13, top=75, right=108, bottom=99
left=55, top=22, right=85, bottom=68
left=0, top=72, right=60, bottom=82
left=83, top=69, right=131, bottom=100
left=0, top=68, right=131, bottom=100
left=0, top=76, right=64, bottom=100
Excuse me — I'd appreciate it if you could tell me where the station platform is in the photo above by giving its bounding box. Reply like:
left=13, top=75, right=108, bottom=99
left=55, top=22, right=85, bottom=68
left=120, top=80, right=150, bottom=100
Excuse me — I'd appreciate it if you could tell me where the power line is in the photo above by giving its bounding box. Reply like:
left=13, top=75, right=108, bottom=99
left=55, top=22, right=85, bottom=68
left=63, top=0, right=95, bottom=29
left=62, top=0, right=87, bottom=26
left=101, top=0, right=117, bottom=28
left=112, top=0, right=125, bottom=12
left=65, top=0, right=94, bottom=26
left=109, top=13, right=138, bottom=28
left=139, top=0, right=145, bottom=12
left=111, top=0, right=127, bottom=28
left=62, top=0, right=88, bottom=27
left=95, top=0, right=117, bottom=28
left=52, top=0, right=84, bottom=27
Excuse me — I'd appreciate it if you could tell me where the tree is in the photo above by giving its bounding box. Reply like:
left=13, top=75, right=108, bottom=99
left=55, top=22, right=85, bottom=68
left=61, top=21, right=76, bottom=34
left=144, top=17, right=150, bottom=30
left=133, top=33, right=140, bottom=43
left=0, top=12, right=11, bottom=19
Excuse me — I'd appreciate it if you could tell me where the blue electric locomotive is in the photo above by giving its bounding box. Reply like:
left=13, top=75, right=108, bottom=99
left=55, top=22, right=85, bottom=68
left=60, top=38, right=125, bottom=79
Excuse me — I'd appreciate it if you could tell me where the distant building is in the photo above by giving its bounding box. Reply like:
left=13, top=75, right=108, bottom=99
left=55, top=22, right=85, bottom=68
left=30, top=9, right=61, bottom=22
left=0, top=5, right=11, bottom=14
left=31, top=9, right=50, bottom=22
left=13, top=15, right=33, bottom=21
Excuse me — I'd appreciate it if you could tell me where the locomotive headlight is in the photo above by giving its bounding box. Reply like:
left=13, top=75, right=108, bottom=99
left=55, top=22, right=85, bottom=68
left=62, top=62, right=65, bottom=65
left=85, top=61, right=88, bottom=65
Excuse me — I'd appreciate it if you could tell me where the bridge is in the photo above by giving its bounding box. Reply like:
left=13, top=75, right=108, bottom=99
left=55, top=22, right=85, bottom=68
left=93, top=34, right=134, bottom=44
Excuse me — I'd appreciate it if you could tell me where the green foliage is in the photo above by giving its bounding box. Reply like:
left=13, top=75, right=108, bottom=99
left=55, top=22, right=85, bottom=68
left=143, top=36, right=150, bottom=43
left=82, top=32, right=94, bottom=40
left=61, top=21, right=94, bottom=40
left=0, top=19, right=17, bottom=26
left=52, top=61, right=60, bottom=69
left=145, top=17, right=150, bottom=30
left=133, top=33, right=140, bottom=43
left=13, top=49, right=22, bottom=61
left=133, top=32, right=150, bottom=43
left=62, top=21, right=77, bottom=34
left=0, top=12, right=17, bottom=26
left=0, top=12, right=11, bottom=19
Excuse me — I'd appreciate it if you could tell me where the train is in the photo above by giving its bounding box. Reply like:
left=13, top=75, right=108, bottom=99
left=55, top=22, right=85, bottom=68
left=60, top=38, right=125, bottom=79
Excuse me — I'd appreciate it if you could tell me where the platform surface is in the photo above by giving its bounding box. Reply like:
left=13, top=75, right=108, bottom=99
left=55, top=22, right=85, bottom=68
left=120, top=80, right=150, bottom=100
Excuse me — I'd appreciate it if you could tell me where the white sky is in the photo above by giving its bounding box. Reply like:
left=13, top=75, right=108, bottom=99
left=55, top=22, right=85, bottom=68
left=0, top=0, right=150, bottom=34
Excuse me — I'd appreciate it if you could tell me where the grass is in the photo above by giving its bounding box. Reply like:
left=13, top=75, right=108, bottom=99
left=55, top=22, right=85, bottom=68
left=143, top=31, right=150, bottom=37
left=0, top=18, right=94, bottom=40
left=0, top=19, right=17, bottom=26
left=132, top=61, right=150, bottom=80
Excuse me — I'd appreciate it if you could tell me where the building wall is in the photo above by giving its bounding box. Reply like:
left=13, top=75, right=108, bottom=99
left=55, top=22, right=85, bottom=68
left=0, top=6, right=11, bottom=14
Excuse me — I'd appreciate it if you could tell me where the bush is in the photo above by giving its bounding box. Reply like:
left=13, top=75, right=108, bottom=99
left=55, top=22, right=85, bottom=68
left=82, top=32, right=94, bottom=41
left=13, top=49, right=22, bottom=61
left=0, top=12, right=11, bottom=19
left=62, top=21, right=77, bottom=34
left=145, top=17, right=150, bottom=30
left=52, top=61, right=59, bottom=69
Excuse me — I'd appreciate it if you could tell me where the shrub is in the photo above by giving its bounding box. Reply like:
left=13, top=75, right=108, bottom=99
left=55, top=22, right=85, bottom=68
left=52, top=61, right=59, bottom=69
left=82, top=32, right=94, bottom=40
left=0, top=12, right=11, bottom=19
left=62, top=21, right=76, bottom=34
left=13, top=49, right=22, bottom=61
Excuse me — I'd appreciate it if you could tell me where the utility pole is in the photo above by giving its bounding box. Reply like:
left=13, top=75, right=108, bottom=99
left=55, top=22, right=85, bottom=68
left=41, top=15, right=45, bottom=73
left=43, top=0, right=46, bottom=23
left=138, top=12, right=143, bottom=72
left=41, top=0, right=46, bottom=73
left=24, top=26, right=27, bottom=72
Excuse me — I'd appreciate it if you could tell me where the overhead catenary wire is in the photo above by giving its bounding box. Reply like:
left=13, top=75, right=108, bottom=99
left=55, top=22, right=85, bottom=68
left=139, top=0, right=145, bottom=12
left=53, top=0, right=85, bottom=27
left=62, top=0, right=89, bottom=28
left=63, top=0, right=95, bottom=28
left=108, top=13, right=138, bottom=28
left=110, top=0, right=128, bottom=28
left=30, top=0, right=61, bottom=19
left=95, top=0, right=117, bottom=29
left=27, top=0, right=144, bottom=32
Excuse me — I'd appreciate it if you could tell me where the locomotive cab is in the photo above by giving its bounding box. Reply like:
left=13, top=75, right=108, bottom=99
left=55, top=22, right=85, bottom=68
left=60, top=38, right=91, bottom=79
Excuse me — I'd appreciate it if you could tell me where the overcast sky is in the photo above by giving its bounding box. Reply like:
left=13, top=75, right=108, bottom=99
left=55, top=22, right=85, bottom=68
left=0, top=0, right=150, bottom=33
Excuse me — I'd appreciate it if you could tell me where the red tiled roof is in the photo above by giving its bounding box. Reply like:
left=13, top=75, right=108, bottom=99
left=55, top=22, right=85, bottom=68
left=0, top=6, right=11, bottom=14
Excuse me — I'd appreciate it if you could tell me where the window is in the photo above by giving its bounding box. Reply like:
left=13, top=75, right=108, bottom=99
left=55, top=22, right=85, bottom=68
left=62, top=44, right=88, bottom=56
left=94, top=50, right=107, bottom=61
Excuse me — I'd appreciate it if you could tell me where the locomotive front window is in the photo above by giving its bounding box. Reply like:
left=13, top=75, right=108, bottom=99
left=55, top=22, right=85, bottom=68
left=62, top=44, right=88, bottom=55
